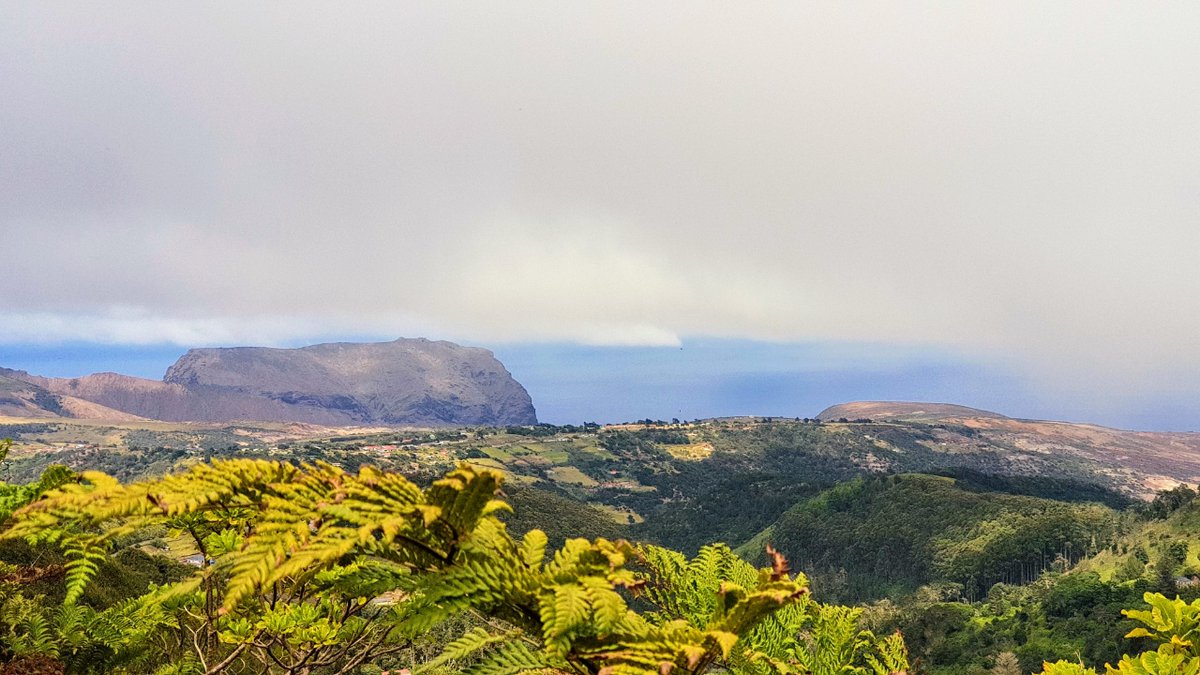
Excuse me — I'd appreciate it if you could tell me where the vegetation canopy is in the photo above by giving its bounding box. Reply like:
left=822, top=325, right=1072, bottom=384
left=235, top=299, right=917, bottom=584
left=0, top=442, right=908, bottom=674
left=4, top=426, right=1200, bottom=675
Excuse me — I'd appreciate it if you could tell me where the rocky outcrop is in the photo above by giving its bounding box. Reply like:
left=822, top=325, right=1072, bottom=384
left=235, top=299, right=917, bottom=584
left=2, top=338, right=537, bottom=426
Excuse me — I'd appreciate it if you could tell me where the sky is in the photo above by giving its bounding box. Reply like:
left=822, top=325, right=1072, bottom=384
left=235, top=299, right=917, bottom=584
left=3, top=4, right=1200, bottom=430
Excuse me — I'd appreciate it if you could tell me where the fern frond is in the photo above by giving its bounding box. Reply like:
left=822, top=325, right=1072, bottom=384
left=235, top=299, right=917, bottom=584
left=466, top=640, right=562, bottom=674
left=312, top=557, right=411, bottom=598
left=61, top=534, right=108, bottom=605
left=1, top=596, right=60, bottom=658
left=521, top=529, right=548, bottom=570
left=863, top=631, right=909, bottom=675
left=414, top=626, right=526, bottom=674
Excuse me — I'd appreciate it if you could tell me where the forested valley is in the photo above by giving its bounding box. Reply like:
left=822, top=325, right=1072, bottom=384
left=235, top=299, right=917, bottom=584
left=3, top=418, right=1200, bottom=674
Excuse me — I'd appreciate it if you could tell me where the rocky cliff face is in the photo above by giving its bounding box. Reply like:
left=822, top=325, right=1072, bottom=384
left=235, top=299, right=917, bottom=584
left=3, top=338, right=537, bottom=426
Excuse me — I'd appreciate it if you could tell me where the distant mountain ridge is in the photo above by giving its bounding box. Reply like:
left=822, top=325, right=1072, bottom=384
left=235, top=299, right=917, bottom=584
left=817, top=400, right=1200, bottom=494
left=817, top=401, right=1010, bottom=422
left=0, top=370, right=147, bottom=421
left=0, top=338, right=537, bottom=426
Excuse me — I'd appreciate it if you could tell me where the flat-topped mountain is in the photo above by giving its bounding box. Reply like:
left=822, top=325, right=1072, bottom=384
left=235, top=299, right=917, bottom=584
left=817, top=401, right=1010, bottom=422
left=816, top=400, right=1200, bottom=494
left=1, top=338, right=536, bottom=426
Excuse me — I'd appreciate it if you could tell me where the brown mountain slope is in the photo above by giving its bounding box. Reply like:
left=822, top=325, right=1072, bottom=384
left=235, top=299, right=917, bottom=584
left=818, top=401, right=1010, bottom=422
left=8, top=370, right=347, bottom=425
left=949, top=416, right=1200, bottom=493
left=0, top=372, right=146, bottom=421
left=818, top=401, right=1200, bottom=495
left=0, top=372, right=58, bottom=418
left=2, top=338, right=537, bottom=426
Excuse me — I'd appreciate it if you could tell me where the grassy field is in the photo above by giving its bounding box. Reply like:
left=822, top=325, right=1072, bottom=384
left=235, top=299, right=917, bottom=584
left=547, top=465, right=599, bottom=486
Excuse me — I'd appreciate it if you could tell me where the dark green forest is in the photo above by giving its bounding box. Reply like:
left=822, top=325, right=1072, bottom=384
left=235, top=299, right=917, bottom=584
left=742, top=475, right=1120, bottom=602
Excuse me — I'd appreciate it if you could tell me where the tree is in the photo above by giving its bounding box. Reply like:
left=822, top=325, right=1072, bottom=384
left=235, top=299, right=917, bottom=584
left=992, top=651, right=1021, bottom=675
left=1152, top=542, right=1189, bottom=594
left=1038, top=593, right=1200, bottom=674
left=1145, top=485, right=1197, bottom=519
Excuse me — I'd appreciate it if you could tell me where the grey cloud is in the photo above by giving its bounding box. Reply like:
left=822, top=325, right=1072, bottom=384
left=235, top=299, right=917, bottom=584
left=3, top=2, right=1200, bottom=399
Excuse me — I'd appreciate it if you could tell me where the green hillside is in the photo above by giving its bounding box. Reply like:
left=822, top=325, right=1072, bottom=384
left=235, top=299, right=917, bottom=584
left=855, top=486, right=1200, bottom=673
left=1075, top=484, right=1200, bottom=584
left=739, top=474, right=1120, bottom=602
left=503, top=484, right=628, bottom=546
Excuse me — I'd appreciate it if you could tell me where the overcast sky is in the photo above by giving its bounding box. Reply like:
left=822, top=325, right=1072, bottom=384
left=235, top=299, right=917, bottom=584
left=3, top=4, right=1200, bottom=428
